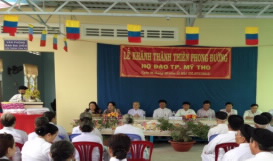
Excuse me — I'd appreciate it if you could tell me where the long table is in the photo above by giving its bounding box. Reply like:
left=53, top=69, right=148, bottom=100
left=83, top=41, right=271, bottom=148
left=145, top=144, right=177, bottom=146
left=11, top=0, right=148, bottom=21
left=0, top=113, right=42, bottom=134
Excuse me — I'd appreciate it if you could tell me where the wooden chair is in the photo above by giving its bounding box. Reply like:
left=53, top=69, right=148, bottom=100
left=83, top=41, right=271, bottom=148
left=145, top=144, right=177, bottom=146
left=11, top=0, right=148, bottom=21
left=215, top=142, right=238, bottom=161
left=73, top=142, right=103, bottom=161
left=128, top=141, right=154, bottom=161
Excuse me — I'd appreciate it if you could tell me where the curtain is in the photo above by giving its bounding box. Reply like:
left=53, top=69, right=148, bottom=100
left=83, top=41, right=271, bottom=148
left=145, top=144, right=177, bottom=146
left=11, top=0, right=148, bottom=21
left=98, top=44, right=257, bottom=117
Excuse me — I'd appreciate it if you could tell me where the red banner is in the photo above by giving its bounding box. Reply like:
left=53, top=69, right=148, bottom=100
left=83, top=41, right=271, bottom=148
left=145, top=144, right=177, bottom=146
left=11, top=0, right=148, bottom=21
left=120, top=45, right=232, bottom=79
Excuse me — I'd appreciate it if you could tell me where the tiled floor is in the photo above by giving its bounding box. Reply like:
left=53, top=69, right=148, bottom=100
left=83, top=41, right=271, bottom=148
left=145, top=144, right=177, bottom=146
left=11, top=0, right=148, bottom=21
left=152, top=142, right=205, bottom=161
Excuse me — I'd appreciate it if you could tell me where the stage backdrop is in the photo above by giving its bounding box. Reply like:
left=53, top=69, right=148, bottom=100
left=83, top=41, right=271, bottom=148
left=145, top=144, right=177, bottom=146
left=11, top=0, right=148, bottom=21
left=98, top=44, right=257, bottom=117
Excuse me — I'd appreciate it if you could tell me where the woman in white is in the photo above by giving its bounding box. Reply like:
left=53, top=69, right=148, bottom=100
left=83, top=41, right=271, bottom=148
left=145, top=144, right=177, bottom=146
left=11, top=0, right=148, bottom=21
left=222, top=124, right=254, bottom=161
left=21, top=123, right=58, bottom=161
left=0, top=133, right=17, bottom=161
left=220, top=102, right=238, bottom=116
left=109, top=134, right=131, bottom=161
left=175, top=101, right=196, bottom=117
left=72, top=112, right=102, bottom=140
left=72, top=119, right=103, bottom=161
left=114, top=114, right=145, bottom=141
left=0, top=113, right=28, bottom=161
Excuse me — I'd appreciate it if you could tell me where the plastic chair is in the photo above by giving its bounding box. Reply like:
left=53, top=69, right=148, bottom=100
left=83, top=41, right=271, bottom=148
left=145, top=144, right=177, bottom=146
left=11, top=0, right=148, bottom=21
left=69, top=133, right=81, bottom=141
left=128, top=141, right=154, bottom=161
left=73, top=142, right=103, bottom=161
left=126, top=134, right=142, bottom=141
left=215, top=142, right=238, bottom=161
left=15, top=142, right=23, bottom=151
left=208, top=134, right=218, bottom=142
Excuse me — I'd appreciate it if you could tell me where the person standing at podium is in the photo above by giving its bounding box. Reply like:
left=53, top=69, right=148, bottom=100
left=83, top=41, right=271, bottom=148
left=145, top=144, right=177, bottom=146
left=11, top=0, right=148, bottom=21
left=9, top=86, right=28, bottom=102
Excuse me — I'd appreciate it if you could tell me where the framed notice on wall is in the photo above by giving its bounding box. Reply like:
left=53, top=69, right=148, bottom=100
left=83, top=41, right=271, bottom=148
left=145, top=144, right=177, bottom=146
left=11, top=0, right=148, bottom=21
left=4, top=40, right=28, bottom=50
left=120, top=45, right=232, bottom=79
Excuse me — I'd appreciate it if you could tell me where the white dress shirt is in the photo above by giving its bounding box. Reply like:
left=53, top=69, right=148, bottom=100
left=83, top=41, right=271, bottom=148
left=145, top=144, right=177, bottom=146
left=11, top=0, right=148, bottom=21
left=9, top=94, right=26, bottom=102
left=21, top=137, right=52, bottom=161
left=245, top=152, right=273, bottom=161
left=243, top=110, right=262, bottom=119
left=201, top=131, right=237, bottom=161
left=72, top=132, right=103, bottom=161
left=221, top=143, right=254, bottom=161
left=110, top=157, right=127, bottom=161
left=128, top=109, right=145, bottom=117
left=114, top=124, right=145, bottom=140
left=72, top=126, right=103, bottom=140
left=220, top=109, right=238, bottom=116
left=175, top=109, right=196, bottom=117
left=0, top=127, right=28, bottom=161
left=207, top=124, right=228, bottom=141
left=28, top=131, right=61, bottom=142
left=153, top=108, right=172, bottom=119
left=0, top=127, right=28, bottom=144
left=197, top=108, right=216, bottom=118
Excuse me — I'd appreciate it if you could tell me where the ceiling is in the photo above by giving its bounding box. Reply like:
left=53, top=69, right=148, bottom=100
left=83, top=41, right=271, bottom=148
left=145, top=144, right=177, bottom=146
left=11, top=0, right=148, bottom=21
left=1, top=0, right=273, bottom=19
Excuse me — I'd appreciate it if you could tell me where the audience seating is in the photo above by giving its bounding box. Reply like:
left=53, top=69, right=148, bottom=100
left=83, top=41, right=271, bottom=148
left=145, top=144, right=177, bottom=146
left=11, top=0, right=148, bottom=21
left=208, top=134, right=218, bottom=142
left=126, top=134, right=142, bottom=141
left=16, top=142, right=24, bottom=151
left=73, top=142, right=103, bottom=161
left=215, top=142, right=238, bottom=161
left=69, top=133, right=80, bottom=141
left=128, top=141, right=154, bottom=161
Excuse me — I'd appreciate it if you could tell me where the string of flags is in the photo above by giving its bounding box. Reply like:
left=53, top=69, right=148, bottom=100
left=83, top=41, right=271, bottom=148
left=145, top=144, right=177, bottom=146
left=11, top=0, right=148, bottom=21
left=2, top=15, right=260, bottom=50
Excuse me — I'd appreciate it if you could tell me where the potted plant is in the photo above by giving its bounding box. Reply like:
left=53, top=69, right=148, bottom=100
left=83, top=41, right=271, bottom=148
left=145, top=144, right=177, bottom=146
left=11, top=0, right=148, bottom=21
left=157, top=118, right=195, bottom=152
left=169, top=125, right=195, bottom=152
left=187, top=121, right=210, bottom=141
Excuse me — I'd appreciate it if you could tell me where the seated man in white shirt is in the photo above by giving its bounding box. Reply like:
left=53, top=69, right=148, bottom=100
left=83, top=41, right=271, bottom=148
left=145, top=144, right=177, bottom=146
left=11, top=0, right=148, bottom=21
left=222, top=124, right=254, bottom=161
left=9, top=85, right=28, bottom=102
left=261, top=112, right=273, bottom=132
left=253, top=115, right=270, bottom=129
left=43, top=111, right=69, bottom=141
left=72, top=112, right=102, bottom=140
left=175, top=101, right=196, bottom=118
left=127, top=101, right=146, bottom=118
left=28, top=116, right=49, bottom=141
left=201, top=115, right=244, bottom=161
left=197, top=100, right=215, bottom=118
left=207, top=111, right=228, bottom=141
left=114, top=114, right=145, bottom=140
left=153, top=100, right=172, bottom=119
left=245, top=128, right=273, bottom=161
left=0, top=113, right=28, bottom=161
left=220, top=102, right=238, bottom=116
left=72, top=119, right=103, bottom=161
left=243, top=104, right=262, bottom=120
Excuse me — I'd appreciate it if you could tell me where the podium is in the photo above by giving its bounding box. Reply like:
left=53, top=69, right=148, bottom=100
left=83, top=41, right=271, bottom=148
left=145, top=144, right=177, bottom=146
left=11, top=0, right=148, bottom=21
left=23, top=102, right=44, bottom=109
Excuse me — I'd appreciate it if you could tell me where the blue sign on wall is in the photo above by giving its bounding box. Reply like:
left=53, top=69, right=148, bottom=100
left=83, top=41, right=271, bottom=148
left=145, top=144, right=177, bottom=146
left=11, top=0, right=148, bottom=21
left=4, top=40, right=28, bottom=50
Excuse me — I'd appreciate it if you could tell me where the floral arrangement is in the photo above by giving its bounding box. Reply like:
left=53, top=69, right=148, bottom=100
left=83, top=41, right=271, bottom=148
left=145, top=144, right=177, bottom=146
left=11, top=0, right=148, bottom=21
left=25, top=85, right=40, bottom=100
left=96, top=112, right=122, bottom=129
left=184, top=114, right=197, bottom=120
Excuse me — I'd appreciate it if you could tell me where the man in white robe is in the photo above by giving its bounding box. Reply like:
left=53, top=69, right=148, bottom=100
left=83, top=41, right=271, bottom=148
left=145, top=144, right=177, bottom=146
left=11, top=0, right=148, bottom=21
left=221, top=124, right=254, bottom=161
left=245, top=128, right=273, bottom=161
left=201, top=115, right=244, bottom=161
left=207, top=111, right=228, bottom=141
left=153, top=100, right=172, bottom=119
left=261, top=112, right=273, bottom=132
